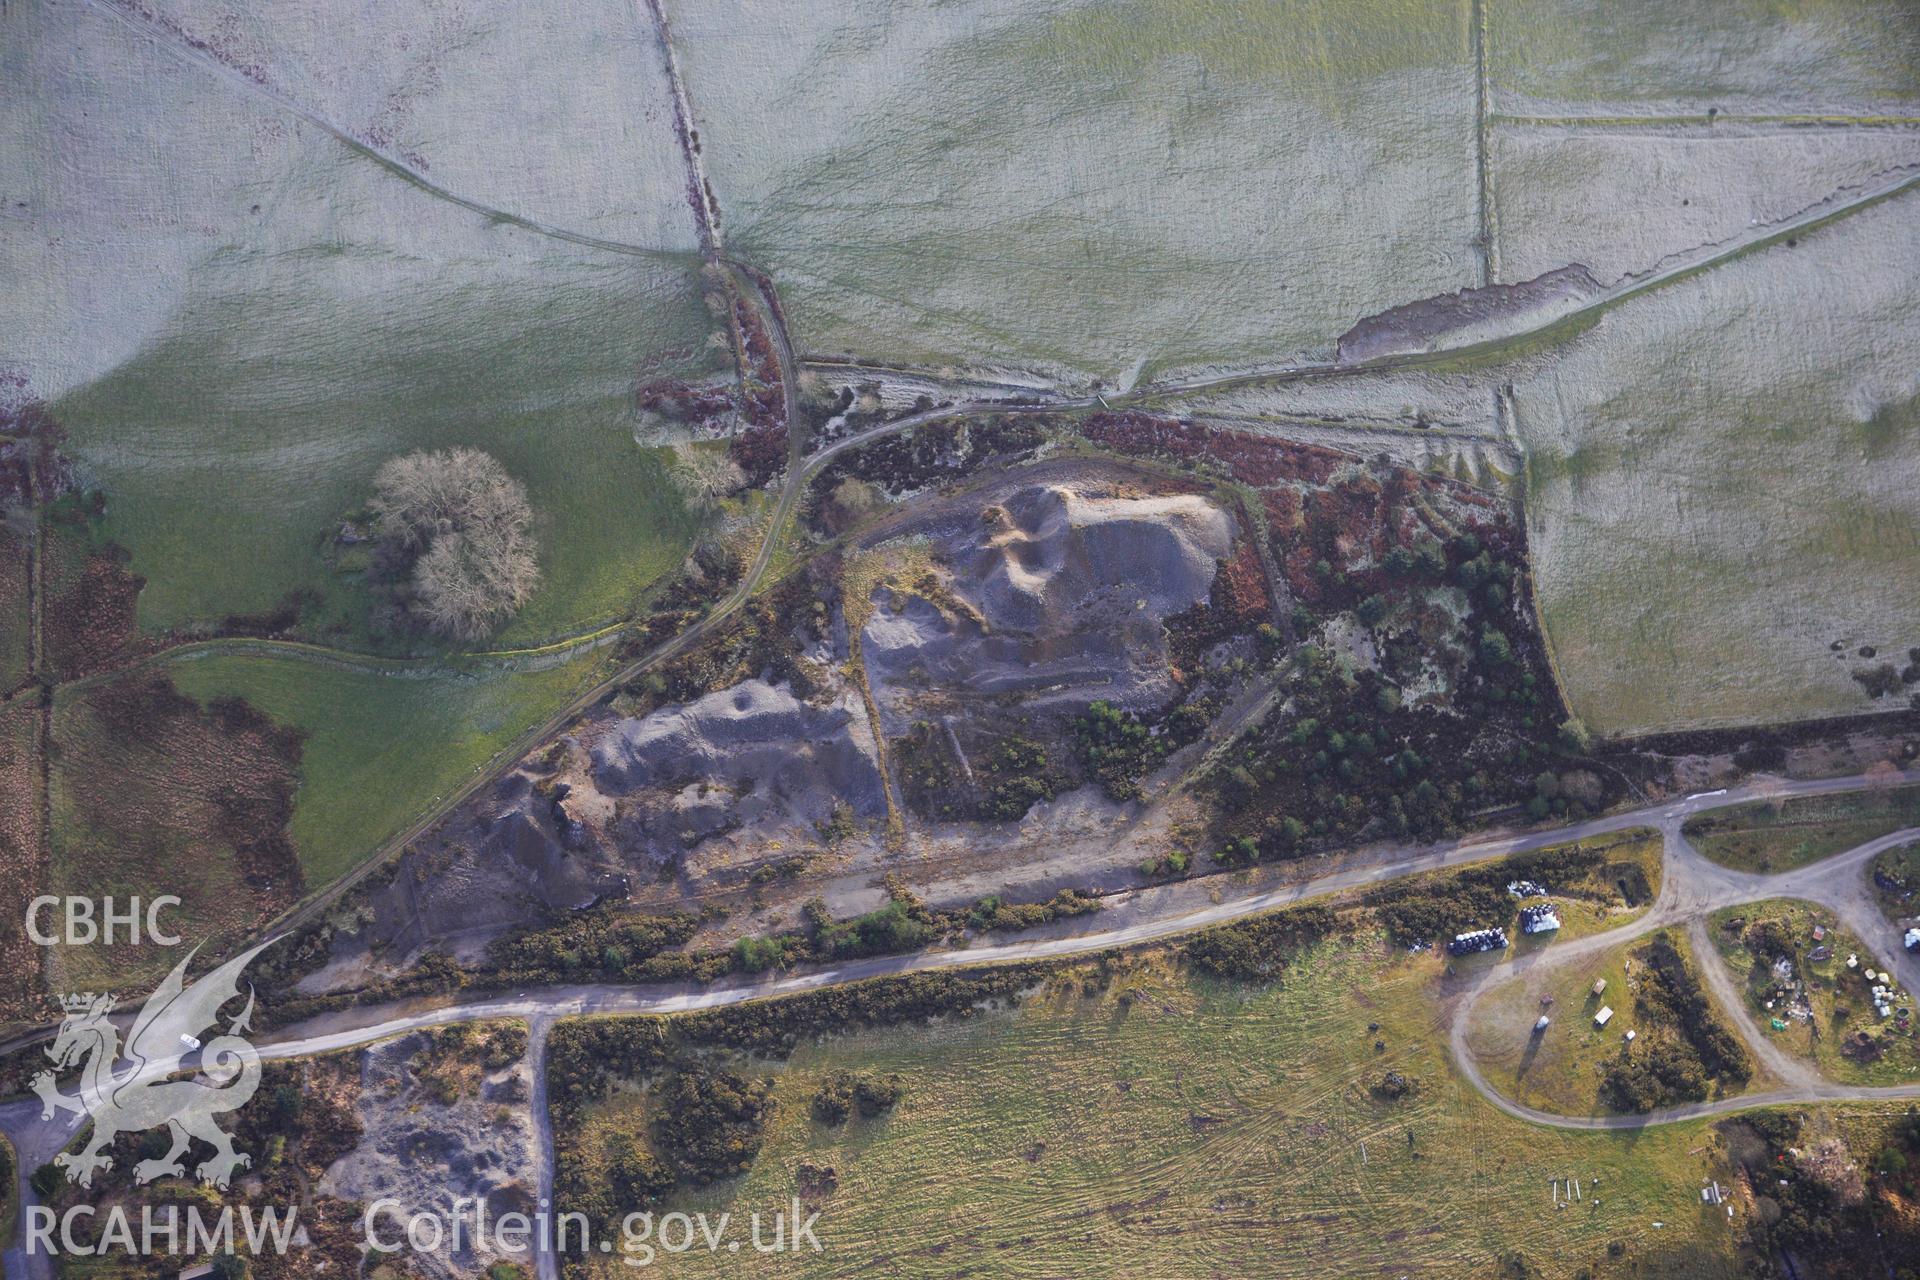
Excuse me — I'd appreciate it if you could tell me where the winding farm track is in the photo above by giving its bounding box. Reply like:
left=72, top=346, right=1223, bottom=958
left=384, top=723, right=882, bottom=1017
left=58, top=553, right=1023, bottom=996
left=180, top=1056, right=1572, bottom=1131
left=1450, top=817, right=1920, bottom=1132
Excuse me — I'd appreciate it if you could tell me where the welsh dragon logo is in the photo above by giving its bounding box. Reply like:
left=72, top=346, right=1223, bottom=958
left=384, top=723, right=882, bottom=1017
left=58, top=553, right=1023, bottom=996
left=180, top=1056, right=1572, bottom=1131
left=32, top=940, right=272, bottom=1189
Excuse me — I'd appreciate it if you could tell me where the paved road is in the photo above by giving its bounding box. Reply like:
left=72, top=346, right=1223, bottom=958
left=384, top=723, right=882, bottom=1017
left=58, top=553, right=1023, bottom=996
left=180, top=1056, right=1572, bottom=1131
left=525, top=1018, right=558, bottom=1280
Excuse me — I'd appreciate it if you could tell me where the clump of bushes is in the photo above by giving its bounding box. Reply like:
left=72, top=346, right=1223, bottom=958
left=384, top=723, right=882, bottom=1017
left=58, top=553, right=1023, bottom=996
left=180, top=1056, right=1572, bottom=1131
left=1598, top=935, right=1750, bottom=1112
left=1073, top=700, right=1163, bottom=802
left=810, top=1071, right=904, bottom=1125
left=1184, top=904, right=1337, bottom=982
left=487, top=908, right=702, bottom=982
left=1371, top=1070, right=1414, bottom=1100
left=966, top=890, right=1100, bottom=933
left=652, top=1066, right=775, bottom=1184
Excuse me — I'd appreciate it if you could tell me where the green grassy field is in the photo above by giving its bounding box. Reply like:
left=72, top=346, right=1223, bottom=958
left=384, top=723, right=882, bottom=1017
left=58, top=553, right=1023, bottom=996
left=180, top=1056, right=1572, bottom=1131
left=571, top=935, right=1749, bottom=1279
left=1682, top=785, right=1920, bottom=874
left=1705, top=899, right=1918, bottom=1088
left=167, top=649, right=613, bottom=888
left=52, top=254, right=718, bottom=651
left=45, top=648, right=612, bottom=990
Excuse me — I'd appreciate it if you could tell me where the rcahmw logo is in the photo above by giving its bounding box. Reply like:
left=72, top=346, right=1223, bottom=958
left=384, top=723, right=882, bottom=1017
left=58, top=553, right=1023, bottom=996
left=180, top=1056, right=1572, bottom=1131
left=32, top=940, right=270, bottom=1190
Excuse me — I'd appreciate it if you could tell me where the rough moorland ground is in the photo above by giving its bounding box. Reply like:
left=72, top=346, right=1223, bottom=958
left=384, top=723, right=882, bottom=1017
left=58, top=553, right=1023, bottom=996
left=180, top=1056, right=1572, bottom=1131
left=46, top=671, right=305, bottom=990
left=0, top=705, right=43, bottom=1026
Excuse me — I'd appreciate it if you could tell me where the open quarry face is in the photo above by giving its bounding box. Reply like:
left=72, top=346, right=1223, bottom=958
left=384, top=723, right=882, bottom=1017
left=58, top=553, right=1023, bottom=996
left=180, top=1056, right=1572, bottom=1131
left=589, top=679, right=888, bottom=851
left=862, top=483, right=1234, bottom=727
left=318, top=1030, right=536, bottom=1280
left=310, top=677, right=889, bottom=980
left=312, top=470, right=1239, bottom=980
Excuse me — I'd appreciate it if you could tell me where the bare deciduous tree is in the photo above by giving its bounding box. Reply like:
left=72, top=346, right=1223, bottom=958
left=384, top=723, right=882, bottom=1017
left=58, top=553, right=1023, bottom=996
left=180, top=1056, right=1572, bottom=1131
left=369, top=447, right=538, bottom=641
left=666, top=441, right=745, bottom=510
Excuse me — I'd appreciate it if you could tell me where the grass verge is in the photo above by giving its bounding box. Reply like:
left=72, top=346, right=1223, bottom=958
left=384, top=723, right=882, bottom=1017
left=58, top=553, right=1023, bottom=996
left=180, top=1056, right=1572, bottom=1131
left=1682, top=785, right=1920, bottom=873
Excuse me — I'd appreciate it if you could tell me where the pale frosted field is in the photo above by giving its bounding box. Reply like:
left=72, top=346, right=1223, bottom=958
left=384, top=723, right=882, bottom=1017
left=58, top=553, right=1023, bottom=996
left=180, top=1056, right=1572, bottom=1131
left=5, top=0, right=1917, bottom=742
left=665, top=0, right=1481, bottom=387
left=3, top=0, right=725, bottom=640
left=1491, top=125, right=1920, bottom=286
left=1490, top=0, right=1920, bottom=118
left=1, top=0, right=703, bottom=401
left=100, top=0, right=694, bottom=248
left=1513, top=194, right=1920, bottom=735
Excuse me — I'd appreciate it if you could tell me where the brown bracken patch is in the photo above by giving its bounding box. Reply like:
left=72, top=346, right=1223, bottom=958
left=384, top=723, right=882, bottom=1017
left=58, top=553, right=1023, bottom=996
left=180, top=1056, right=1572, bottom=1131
left=55, top=673, right=305, bottom=981
left=42, top=534, right=148, bottom=681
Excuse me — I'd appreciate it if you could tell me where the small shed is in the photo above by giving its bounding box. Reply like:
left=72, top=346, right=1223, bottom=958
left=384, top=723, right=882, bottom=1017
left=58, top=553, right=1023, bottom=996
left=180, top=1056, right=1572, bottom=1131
left=1592, top=979, right=1607, bottom=996
left=1594, top=1006, right=1615, bottom=1027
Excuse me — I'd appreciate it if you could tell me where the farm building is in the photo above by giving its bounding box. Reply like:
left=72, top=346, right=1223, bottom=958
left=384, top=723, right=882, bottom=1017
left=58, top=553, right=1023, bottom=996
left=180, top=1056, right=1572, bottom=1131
left=1448, top=928, right=1509, bottom=956
left=1594, top=1006, right=1614, bottom=1028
